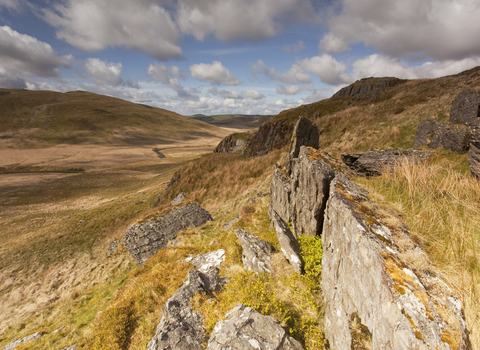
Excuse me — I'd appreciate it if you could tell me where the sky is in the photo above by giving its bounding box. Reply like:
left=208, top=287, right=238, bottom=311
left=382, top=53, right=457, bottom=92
left=2, top=0, right=480, bottom=116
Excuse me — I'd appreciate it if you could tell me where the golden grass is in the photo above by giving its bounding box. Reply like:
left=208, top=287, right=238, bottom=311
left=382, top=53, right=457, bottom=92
left=361, top=157, right=480, bottom=349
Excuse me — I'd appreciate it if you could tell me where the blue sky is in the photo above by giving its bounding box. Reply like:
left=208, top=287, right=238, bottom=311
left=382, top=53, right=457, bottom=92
left=2, top=0, right=480, bottom=116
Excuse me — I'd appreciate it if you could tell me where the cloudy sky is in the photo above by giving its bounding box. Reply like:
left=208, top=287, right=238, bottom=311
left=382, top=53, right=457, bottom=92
left=2, top=0, right=480, bottom=116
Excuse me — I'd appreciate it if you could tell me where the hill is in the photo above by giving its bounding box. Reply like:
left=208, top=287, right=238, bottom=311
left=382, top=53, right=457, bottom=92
left=189, top=114, right=272, bottom=129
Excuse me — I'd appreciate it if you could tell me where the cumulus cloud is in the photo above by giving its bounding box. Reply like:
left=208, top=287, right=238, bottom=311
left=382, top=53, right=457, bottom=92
left=85, top=58, right=123, bottom=86
left=148, top=62, right=197, bottom=100
left=210, top=87, right=242, bottom=99
left=299, top=54, right=350, bottom=85
left=43, top=0, right=182, bottom=61
left=242, top=89, right=265, bottom=100
left=282, top=40, right=306, bottom=53
left=322, top=0, right=480, bottom=60
left=276, top=83, right=315, bottom=95
left=190, top=61, right=240, bottom=85
left=252, top=60, right=311, bottom=84
left=0, top=25, right=71, bottom=77
left=0, top=64, right=28, bottom=88
left=176, top=0, right=318, bottom=42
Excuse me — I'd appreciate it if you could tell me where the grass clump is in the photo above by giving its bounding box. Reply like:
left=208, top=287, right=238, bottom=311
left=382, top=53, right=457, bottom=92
left=298, top=235, right=323, bottom=292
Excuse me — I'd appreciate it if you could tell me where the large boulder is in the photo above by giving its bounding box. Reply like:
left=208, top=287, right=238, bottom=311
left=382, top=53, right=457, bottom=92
left=321, top=175, right=470, bottom=350
left=285, top=116, right=319, bottom=172
left=206, top=304, right=304, bottom=350
left=123, top=202, right=213, bottom=265
left=271, top=211, right=304, bottom=275
left=450, top=89, right=480, bottom=126
left=342, top=149, right=434, bottom=176
left=147, top=251, right=227, bottom=350
left=413, top=119, right=447, bottom=147
left=235, top=229, right=275, bottom=274
left=428, top=125, right=470, bottom=153
left=469, top=128, right=480, bottom=178
left=214, top=133, right=250, bottom=153
left=244, top=119, right=294, bottom=157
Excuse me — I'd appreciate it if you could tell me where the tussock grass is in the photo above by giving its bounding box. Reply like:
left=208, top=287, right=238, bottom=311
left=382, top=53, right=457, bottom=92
left=360, top=156, right=480, bottom=348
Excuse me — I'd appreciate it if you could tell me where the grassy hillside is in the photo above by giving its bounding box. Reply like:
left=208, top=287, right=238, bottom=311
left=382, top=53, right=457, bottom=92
left=0, top=89, right=225, bottom=148
left=190, top=114, right=271, bottom=129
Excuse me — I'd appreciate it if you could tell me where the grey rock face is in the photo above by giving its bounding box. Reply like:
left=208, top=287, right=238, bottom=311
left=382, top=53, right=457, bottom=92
left=469, top=128, right=480, bottom=178
left=244, top=119, right=294, bottom=157
left=185, top=249, right=226, bottom=273
left=123, top=202, right=213, bottom=265
left=342, top=149, right=434, bottom=176
left=340, top=153, right=362, bottom=167
left=147, top=267, right=227, bottom=350
left=285, top=116, right=319, bottom=171
left=171, top=192, right=185, bottom=206
left=271, top=211, right=304, bottom=274
left=235, top=229, right=275, bottom=274
left=214, top=133, right=250, bottom=153
left=413, top=119, right=447, bottom=147
left=322, top=175, right=470, bottom=350
left=268, top=166, right=292, bottom=225
left=4, top=332, right=46, bottom=350
left=450, top=89, right=480, bottom=126
left=206, top=304, right=304, bottom=350
left=428, top=125, right=470, bottom=153
left=333, top=77, right=404, bottom=101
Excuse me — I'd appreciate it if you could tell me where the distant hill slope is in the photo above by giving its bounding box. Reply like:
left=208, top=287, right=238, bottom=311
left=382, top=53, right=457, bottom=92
left=0, top=89, right=228, bottom=148
left=190, top=114, right=272, bottom=129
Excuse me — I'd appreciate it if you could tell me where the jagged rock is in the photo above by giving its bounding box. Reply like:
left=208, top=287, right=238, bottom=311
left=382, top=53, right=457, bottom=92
left=322, top=175, right=470, bottom=350
left=285, top=116, right=319, bottom=172
left=214, top=133, right=250, bottom=153
left=206, top=304, right=304, bottom=350
left=271, top=211, right=303, bottom=274
left=222, top=217, right=239, bottom=231
left=4, top=332, right=47, bottom=350
left=413, top=119, right=447, bottom=147
left=123, top=202, right=213, bottom=265
left=450, top=89, right=480, bottom=126
left=171, top=192, right=185, bottom=206
left=234, top=229, right=275, bottom=274
left=147, top=267, right=227, bottom=350
left=244, top=119, right=294, bottom=157
left=333, top=77, right=404, bottom=101
left=270, top=147, right=335, bottom=238
left=107, top=238, right=119, bottom=255
left=185, top=249, right=226, bottom=273
left=342, top=149, right=434, bottom=176
left=469, top=128, right=480, bottom=178
left=428, top=125, right=470, bottom=153
left=340, top=153, right=362, bottom=167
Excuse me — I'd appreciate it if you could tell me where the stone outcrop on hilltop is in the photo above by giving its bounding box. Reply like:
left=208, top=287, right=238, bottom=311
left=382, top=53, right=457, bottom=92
left=123, top=202, right=213, bottom=265
left=333, top=77, right=405, bottom=101
left=206, top=304, right=304, bottom=350
left=285, top=116, right=319, bottom=172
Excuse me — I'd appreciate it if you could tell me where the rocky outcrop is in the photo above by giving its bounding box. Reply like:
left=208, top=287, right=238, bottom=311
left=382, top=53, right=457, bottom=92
left=469, top=128, right=480, bottom=178
left=428, top=124, right=470, bottom=153
left=333, top=77, right=404, bottom=101
left=342, top=149, right=434, bottom=176
left=123, top=202, right=213, bottom=265
left=450, top=89, right=480, bottom=126
left=321, top=174, right=470, bottom=350
left=270, top=146, right=335, bottom=238
left=147, top=250, right=227, bottom=350
left=285, top=116, right=319, bottom=172
left=4, top=332, right=46, bottom=350
left=413, top=119, right=447, bottom=147
left=214, top=133, right=251, bottom=153
left=185, top=249, right=226, bottom=273
left=171, top=192, right=185, bottom=206
left=272, top=211, right=303, bottom=274
left=244, top=119, right=294, bottom=157
left=206, top=304, right=304, bottom=350
left=235, top=229, right=275, bottom=274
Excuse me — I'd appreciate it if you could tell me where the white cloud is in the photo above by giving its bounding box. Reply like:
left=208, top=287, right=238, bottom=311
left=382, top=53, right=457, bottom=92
left=148, top=63, right=197, bottom=100
left=282, top=40, right=306, bottom=53
left=0, top=64, right=28, bottom=88
left=85, top=58, right=123, bottom=86
left=319, top=33, right=348, bottom=54
left=252, top=60, right=311, bottom=84
left=0, top=0, right=22, bottom=11
left=242, top=89, right=265, bottom=100
left=190, top=61, right=240, bottom=85
left=176, top=0, right=318, bottom=42
left=43, top=0, right=182, bottom=61
left=323, top=0, right=480, bottom=60
left=299, top=54, right=350, bottom=85
left=0, top=25, right=71, bottom=77
left=276, top=83, right=315, bottom=95
left=210, top=87, right=242, bottom=99
left=303, top=89, right=327, bottom=103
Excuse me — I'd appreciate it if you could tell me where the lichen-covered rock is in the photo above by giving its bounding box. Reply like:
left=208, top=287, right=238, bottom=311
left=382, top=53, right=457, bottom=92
left=285, top=116, right=319, bottom=172
left=322, top=175, right=470, bottom=350
left=206, top=304, right=304, bottom=350
left=271, top=211, right=303, bottom=274
left=4, top=332, right=47, bottom=350
left=185, top=249, right=226, bottom=273
left=147, top=268, right=227, bottom=350
left=342, top=149, right=434, bottom=176
left=450, top=89, right=480, bottom=126
left=428, top=125, right=470, bottom=153
left=214, top=133, right=250, bottom=153
left=469, top=128, right=480, bottom=178
left=123, top=202, right=213, bottom=265
left=235, top=229, right=275, bottom=274
left=413, top=119, right=447, bottom=147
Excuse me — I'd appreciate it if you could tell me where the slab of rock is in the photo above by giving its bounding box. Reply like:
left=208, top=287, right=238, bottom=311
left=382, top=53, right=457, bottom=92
left=4, top=332, right=47, bottom=350
left=185, top=249, right=226, bottom=273
left=171, top=192, right=185, bottom=206
left=469, top=128, right=480, bottom=178
left=428, top=125, right=470, bottom=153
left=342, top=149, right=434, bottom=176
left=222, top=217, right=239, bottom=231
left=268, top=166, right=292, bottom=225
left=413, top=119, right=447, bottom=147
left=234, top=229, right=275, bottom=274
left=340, top=153, right=362, bottom=167
left=285, top=116, right=320, bottom=172
left=244, top=119, right=294, bottom=157
left=322, top=175, right=470, bottom=350
left=450, top=89, right=480, bottom=126
left=124, top=202, right=213, bottom=265
left=271, top=211, right=303, bottom=274
left=147, top=267, right=227, bottom=350
left=206, top=304, right=304, bottom=350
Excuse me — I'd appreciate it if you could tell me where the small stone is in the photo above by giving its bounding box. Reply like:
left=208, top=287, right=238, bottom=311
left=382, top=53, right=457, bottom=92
left=171, top=192, right=185, bottom=206
left=234, top=229, right=275, bottom=274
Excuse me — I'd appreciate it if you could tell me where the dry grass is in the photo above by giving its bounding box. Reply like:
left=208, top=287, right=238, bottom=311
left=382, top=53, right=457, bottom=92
left=361, top=157, right=480, bottom=349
